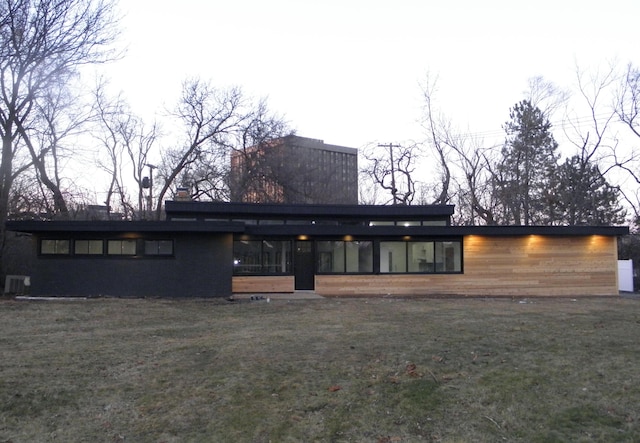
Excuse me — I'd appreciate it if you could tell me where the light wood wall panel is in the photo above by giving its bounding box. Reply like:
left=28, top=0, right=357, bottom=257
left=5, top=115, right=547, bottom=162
left=232, top=276, right=294, bottom=293
left=315, top=235, right=619, bottom=297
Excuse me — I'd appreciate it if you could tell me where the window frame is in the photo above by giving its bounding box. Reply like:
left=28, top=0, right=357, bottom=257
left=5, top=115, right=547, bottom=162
left=379, top=238, right=463, bottom=274
left=74, top=239, right=104, bottom=256
left=40, top=239, right=71, bottom=256
left=316, top=239, right=374, bottom=274
left=233, top=238, right=292, bottom=275
left=144, top=239, right=174, bottom=256
left=107, top=239, right=137, bottom=256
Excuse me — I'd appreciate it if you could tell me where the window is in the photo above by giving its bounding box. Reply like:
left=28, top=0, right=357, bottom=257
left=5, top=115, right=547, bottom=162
left=262, top=240, right=291, bottom=273
left=107, top=240, right=137, bottom=255
left=234, top=240, right=261, bottom=274
left=144, top=240, right=173, bottom=256
left=347, top=241, right=373, bottom=272
left=436, top=241, right=462, bottom=272
left=380, top=240, right=462, bottom=273
left=233, top=240, right=291, bottom=274
left=408, top=241, right=434, bottom=272
left=380, top=242, right=407, bottom=273
left=41, top=239, right=70, bottom=255
left=317, top=241, right=344, bottom=272
left=74, top=240, right=103, bottom=255
left=317, top=240, right=373, bottom=273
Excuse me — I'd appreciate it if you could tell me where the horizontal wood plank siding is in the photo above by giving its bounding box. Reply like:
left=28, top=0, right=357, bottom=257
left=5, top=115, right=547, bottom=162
left=232, top=276, right=294, bottom=293
left=315, top=235, right=619, bottom=297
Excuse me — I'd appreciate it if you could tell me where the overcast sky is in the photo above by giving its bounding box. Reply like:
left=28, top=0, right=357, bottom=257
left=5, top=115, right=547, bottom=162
left=104, top=0, right=640, bottom=151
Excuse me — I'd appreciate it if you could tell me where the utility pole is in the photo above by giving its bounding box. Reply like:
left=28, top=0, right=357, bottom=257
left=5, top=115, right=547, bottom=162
left=378, top=143, right=402, bottom=205
left=145, top=163, right=156, bottom=219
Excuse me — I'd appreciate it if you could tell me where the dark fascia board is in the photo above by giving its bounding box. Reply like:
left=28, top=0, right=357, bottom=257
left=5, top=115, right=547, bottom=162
left=243, top=224, right=629, bottom=237
left=165, top=201, right=456, bottom=219
left=452, top=225, right=629, bottom=237
left=6, top=219, right=628, bottom=237
left=5, top=220, right=245, bottom=234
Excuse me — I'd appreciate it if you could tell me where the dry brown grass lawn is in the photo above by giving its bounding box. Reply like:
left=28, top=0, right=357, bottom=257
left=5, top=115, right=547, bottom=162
left=1, top=295, right=639, bottom=442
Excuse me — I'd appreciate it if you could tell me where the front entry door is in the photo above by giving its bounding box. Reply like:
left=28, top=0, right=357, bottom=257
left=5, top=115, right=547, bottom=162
left=294, top=241, right=315, bottom=290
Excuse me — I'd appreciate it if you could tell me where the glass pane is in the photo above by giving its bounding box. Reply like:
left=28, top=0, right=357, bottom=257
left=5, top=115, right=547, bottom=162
left=423, top=220, right=447, bottom=226
left=88, top=240, right=104, bottom=254
left=121, top=240, right=136, bottom=255
left=157, top=240, right=173, bottom=255
left=144, top=240, right=157, bottom=255
left=42, top=239, right=68, bottom=254
left=108, top=240, right=136, bottom=255
left=380, top=242, right=407, bottom=273
left=233, top=240, right=262, bottom=274
left=317, top=241, right=344, bottom=272
left=75, top=240, right=103, bottom=255
left=345, top=241, right=373, bottom=273
left=107, top=240, right=120, bottom=255
left=262, top=240, right=291, bottom=273
left=436, top=241, right=462, bottom=272
left=369, top=221, right=395, bottom=226
left=41, top=239, right=56, bottom=254
left=56, top=240, right=69, bottom=254
left=408, top=242, right=434, bottom=272
left=75, top=240, right=88, bottom=254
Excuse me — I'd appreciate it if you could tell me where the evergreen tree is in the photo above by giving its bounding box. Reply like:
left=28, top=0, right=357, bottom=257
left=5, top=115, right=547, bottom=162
left=555, top=155, right=626, bottom=225
left=496, top=100, right=559, bottom=225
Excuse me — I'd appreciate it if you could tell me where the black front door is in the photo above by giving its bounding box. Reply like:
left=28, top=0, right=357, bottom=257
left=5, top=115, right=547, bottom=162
left=294, top=240, right=314, bottom=290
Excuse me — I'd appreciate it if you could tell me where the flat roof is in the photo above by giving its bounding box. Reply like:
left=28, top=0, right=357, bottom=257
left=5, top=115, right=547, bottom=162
left=165, top=201, right=456, bottom=219
left=5, top=220, right=245, bottom=234
left=7, top=217, right=628, bottom=238
left=242, top=224, right=628, bottom=237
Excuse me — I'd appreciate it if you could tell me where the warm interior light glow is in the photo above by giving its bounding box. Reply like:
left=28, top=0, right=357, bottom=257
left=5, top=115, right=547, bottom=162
left=297, top=235, right=309, bottom=240
left=343, top=235, right=354, bottom=241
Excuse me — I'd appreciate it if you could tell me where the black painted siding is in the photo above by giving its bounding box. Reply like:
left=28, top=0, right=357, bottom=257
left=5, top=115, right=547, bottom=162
left=30, top=233, right=232, bottom=298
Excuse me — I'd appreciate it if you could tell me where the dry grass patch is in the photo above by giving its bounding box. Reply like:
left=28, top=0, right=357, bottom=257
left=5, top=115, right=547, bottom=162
left=1, top=296, right=639, bottom=442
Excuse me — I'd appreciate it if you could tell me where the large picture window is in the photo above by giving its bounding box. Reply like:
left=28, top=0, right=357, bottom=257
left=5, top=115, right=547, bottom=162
left=380, top=240, right=462, bottom=273
left=317, top=240, right=373, bottom=273
left=233, top=240, right=291, bottom=274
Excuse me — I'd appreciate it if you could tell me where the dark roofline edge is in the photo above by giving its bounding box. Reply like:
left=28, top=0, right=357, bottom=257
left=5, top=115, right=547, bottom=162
left=164, top=200, right=456, bottom=217
left=5, top=219, right=629, bottom=237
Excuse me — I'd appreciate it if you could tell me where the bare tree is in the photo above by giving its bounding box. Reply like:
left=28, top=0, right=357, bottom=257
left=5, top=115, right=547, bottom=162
left=419, top=75, right=498, bottom=224
left=155, top=80, right=246, bottom=217
left=526, top=76, right=570, bottom=120
left=360, top=142, right=418, bottom=205
left=613, top=63, right=640, bottom=221
left=156, top=79, right=290, bottom=214
left=420, top=77, right=451, bottom=206
left=0, top=0, right=119, bottom=273
left=93, top=82, right=158, bottom=219
left=229, top=100, right=293, bottom=203
left=15, top=80, right=95, bottom=218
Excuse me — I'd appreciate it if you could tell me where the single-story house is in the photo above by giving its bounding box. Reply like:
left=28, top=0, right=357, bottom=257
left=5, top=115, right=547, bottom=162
left=6, top=201, right=629, bottom=297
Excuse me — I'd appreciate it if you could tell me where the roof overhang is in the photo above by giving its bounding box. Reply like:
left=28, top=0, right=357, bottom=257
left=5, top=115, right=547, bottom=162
left=5, top=220, right=245, bottom=234
left=241, top=224, right=629, bottom=237
left=165, top=201, right=456, bottom=220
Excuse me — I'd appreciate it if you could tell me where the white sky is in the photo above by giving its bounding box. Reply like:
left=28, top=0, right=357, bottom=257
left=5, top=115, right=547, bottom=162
left=103, top=0, right=639, bottom=151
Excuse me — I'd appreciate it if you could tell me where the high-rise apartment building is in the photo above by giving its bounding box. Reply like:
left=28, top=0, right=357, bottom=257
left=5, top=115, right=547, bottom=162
left=230, top=135, right=358, bottom=204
